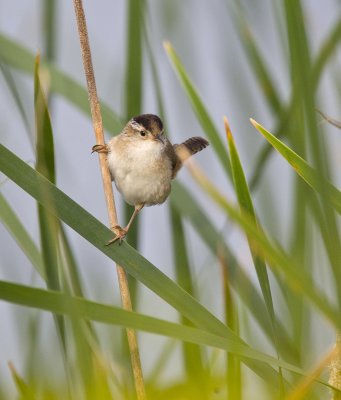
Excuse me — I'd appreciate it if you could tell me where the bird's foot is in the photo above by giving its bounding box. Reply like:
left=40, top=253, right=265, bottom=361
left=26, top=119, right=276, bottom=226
left=106, top=225, right=127, bottom=245
left=91, top=144, right=108, bottom=154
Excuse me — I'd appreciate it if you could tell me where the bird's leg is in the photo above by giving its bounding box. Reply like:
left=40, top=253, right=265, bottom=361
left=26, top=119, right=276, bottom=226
left=124, top=204, right=144, bottom=232
left=91, top=144, right=108, bottom=154
left=106, top=204, right=144, bottom=245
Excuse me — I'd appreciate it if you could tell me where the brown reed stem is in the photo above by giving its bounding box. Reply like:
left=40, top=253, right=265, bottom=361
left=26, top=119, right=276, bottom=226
left=72, top=1, right=146, bottom=399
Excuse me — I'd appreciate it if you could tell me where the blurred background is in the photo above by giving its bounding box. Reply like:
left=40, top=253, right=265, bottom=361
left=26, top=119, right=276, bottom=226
left=1, top=1, right=341, bottom=399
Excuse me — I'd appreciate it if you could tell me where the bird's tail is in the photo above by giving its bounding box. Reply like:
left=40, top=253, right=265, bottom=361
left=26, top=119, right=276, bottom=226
left=172, top=136, right=209, bottom=178
left=174, top=136, right=209, bottom=161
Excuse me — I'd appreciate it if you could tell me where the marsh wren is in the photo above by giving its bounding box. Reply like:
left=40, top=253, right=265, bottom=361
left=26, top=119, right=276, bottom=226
left=92, top=114, right=209, bottom=244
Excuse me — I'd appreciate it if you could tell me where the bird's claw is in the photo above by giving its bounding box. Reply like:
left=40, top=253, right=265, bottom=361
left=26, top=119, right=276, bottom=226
left=92, top=144, right=108, bottom=154
left=106, top=225, right=127, bottom=246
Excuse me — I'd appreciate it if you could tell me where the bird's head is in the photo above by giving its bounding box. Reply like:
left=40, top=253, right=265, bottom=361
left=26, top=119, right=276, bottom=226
left=123, top=114, right=165, bottom=144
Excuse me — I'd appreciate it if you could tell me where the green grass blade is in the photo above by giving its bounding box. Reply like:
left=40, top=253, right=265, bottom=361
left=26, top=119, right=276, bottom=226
left=227, top=119, right=284, bottom=392
left=184, top=163, right=339, bottom=326
left=122, top=0, right=145, bottom=310
left=142, top=14, right=166, bottom=120
left=34, top=57, right=90, bottom=376
left=34, top=55, right=60, bottom=290
left=125, top=0, right=143, bottom=120
left=0, top=62, right=33, bottom=148
left=311, top=17, right=341, bottom=90
left=283, top=1, right=341, bottom=314
left=170, top=205, right=194, bottom=296
left=34, top=56, right=67, bottom=354
left=251, top=119, right=341, bottom=307
left=230, top=3, right=282, bottom=114
left=3, top=280, right=341, bottom=394
left=119, top=0, right=145, bottom=373
left=0, top=34, right=123, bottom=134
left=218, top=249, right=241, bottom=400
left=308, top=194, right=341, bottom=303
left=164, top=41, right=231, bottom=178
left=284, top=0, right=333, bottom=191
left=0, top=143, right=230, bottom=337
left=43, top=0, right=56, bottom=63
left=8, top=362, right=36, bottom=400
left=170, top=205, right=206, bottom=391
left=146, top=23, right=206, bottom=392
left=249, top=94, right=296, bottom=191
left=34, top=55, right=55, bottom=183
left=59, top=226, right=84, bottom=297
left=0, top=280, right=307, bottom=377
left=249, top=16, right=341, bottom=191
left=250, top=21, right=341, bottom=190
left=171, top=182, right=298, bottom=361
left=0, top=144, right=286, bottom=385
left=250, top=119, right=341, bottom=216
left=0, top=192, right=45, bottom=277
left=227, top=122, right=277, bottom=339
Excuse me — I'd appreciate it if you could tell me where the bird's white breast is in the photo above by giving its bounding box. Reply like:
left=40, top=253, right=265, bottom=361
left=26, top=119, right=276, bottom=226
left=107, top=136, right=173, bottom=206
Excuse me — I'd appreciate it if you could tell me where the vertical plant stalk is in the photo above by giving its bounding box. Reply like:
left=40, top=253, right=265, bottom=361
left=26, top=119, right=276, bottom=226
left=72, top=1, right=146, bottom=399
left=43, top=0, right=57, bottom=62
left=217, top=247, right=241, bottom=400
left=43, top=0, right=56, bottom=107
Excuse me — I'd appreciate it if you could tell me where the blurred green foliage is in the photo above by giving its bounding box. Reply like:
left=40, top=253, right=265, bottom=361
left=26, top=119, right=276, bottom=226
left=1, top=1, right=341, bottom=399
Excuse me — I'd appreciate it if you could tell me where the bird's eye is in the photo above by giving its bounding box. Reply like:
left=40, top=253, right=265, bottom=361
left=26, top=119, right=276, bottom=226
left=140, top=130, right=147, bottom=137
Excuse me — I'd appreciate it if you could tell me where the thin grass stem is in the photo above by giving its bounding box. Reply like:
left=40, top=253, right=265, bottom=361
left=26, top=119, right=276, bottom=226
left=72, top=1, right=146, bottom=399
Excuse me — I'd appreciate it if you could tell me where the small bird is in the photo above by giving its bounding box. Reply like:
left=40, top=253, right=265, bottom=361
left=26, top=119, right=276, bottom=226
left=92, top=114, right=209, bottom=244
